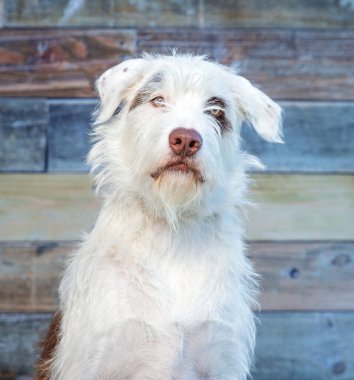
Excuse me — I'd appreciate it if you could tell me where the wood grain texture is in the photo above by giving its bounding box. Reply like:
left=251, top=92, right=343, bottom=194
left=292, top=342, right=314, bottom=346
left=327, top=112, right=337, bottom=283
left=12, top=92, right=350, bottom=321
left=0, top=242, right=353, bottom=312
left=137, top=28, right=354, bottom=101
left=4, top=0, right=354, bottom=28
left=244, top=102, right=354, bottom=173
left=48, top=100, right=92, bottom=171
left=0, top=242, right=70, bottom=312
left=252, top=242, right=354, bottom=311
left=42, top=100, right=354, bottom=173
left=4, top=0, right=199, bottom=28
left=1, top=28, right=354, bottom=99
left=0, top=29, right=136, bottom=97
left=1, top=312, right=353, bottom=380
left=0, top=99, right=48, bottom=172
left=255, top=312, right=354, bottom=380
left=0, top=174, right=99, bottom=241
left=0, top=174, right=353, bottom=241
left=248, top=174, right=354, bottom=241
left=2, top=99, right=354, bottom=173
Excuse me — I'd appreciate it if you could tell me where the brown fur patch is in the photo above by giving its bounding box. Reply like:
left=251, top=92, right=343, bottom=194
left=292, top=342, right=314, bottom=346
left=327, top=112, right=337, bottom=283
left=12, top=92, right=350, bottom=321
left=129, top=72, right=163, bottom=111
left=35, top=311, right=61, bottom=380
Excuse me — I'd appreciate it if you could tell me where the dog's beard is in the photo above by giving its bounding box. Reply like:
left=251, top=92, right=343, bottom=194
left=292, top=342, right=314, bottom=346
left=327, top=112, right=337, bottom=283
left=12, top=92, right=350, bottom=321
left=149, top=158, right=205, bottom=227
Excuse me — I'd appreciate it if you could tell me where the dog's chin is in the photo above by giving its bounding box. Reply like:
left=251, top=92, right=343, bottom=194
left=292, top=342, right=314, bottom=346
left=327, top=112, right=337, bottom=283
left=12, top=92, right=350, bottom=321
left=149, top=160, right=205, bottom=222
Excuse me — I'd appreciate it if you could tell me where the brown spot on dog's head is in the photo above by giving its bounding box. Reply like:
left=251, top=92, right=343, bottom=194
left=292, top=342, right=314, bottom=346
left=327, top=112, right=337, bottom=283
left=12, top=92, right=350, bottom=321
left=129, top=72, right=164, bottom=112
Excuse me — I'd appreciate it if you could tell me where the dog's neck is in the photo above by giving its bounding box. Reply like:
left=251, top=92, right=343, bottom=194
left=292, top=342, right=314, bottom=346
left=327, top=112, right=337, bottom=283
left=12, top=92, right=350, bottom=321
left=90, top=191, right=244, bottom=259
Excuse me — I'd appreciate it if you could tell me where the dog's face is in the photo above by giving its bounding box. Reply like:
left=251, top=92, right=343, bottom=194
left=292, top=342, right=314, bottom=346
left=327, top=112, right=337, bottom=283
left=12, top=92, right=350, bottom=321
left=89, top=55, right=282, bottom=225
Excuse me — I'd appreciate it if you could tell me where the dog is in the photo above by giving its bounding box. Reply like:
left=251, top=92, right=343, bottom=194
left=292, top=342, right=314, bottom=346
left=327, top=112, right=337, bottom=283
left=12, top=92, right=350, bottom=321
left=36, top=53, right=282, bottom=380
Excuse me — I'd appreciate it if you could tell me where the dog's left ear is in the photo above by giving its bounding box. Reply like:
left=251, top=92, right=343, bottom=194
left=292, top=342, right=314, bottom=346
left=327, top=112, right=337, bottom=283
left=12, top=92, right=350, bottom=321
left=95, top=58, right=150, bottom=124
left=231, top=75, right=283, bottom=143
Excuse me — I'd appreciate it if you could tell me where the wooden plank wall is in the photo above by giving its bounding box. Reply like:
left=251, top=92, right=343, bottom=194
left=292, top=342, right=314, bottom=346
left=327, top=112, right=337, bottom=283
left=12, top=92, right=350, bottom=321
left=0, top=1, right=353, bottom=379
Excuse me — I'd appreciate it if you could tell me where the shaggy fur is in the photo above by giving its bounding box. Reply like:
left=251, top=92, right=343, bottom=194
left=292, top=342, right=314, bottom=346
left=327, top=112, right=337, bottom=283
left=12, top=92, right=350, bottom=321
left=37, top=54, right=282, bottom=380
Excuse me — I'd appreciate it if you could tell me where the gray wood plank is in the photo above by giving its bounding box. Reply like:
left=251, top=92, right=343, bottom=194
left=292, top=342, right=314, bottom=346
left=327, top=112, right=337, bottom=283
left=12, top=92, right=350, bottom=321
left=1, top=242, right=353, bottom=312
left=243, top=102, right=354, bottom=173
left=0, top=99, right=48, bottom=172
left=255, top=312, right=354, bottom=380
left=2, top=99, right=353, bottom=173
left=5, top=0, right=354, bottom=28
left=1, top=312, right=353, bottom=380
left=252, top=242, right=354, bottom=311
left=44, top=100, right=354, bottom=173
left=48, top=100, right=92, bottom=171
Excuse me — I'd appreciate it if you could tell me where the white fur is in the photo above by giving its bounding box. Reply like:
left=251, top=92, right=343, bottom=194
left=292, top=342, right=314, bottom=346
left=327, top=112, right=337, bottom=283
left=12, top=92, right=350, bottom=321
left=51, top=54, right=282, bottom=380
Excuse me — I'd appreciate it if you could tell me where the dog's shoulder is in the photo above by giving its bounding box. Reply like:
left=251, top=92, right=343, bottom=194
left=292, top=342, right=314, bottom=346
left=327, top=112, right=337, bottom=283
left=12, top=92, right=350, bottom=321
left=35, top=311, right=61, bottom=380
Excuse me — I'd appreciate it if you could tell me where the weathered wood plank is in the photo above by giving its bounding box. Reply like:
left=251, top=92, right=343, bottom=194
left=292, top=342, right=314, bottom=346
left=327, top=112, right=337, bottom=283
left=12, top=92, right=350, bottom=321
left=0, top=174, right=353, bottom=241
left=48, top=100, right=92, bottom=171
left=0, top=29, right=136, bottom=97
left=0, top=242, right=70, bottom=312
left=2, top=98, right=353, bottom=173
left=0, top=99, right=48, bottom=172
left=0, top=174, right=99, bottom=241
left=4, top=0, right=198, bottom=28
left=1, top=242, right=353, bottom=312
left=252, top=242, right=354, bottom=311
left=1, top=28, right=354, bottom=99
left=245, top=102, right=354, bottom=173
left=5, top=0, right=354, bottom=28
left=0, top=313, right=49, bottom=379
left=255, top=312, right=354, bottom=380
left=1, top=312, right=353, bottom=380
left=248, top=174, right=354, bottom=241
left=43, top=100, right=354, bottom=173
left=137, top=28, right=354, bottom=100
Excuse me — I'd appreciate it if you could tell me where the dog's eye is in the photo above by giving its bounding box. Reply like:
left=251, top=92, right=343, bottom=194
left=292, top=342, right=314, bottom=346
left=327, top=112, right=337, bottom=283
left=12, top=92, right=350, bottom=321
left=209, top=108, right=223, bottom=118
left=150, top=96, right=165, bottom=107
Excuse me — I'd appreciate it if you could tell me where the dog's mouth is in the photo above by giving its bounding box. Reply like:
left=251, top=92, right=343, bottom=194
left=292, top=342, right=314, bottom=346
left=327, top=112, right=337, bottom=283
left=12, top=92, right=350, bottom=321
left=151, top=159, right=205, bottom=183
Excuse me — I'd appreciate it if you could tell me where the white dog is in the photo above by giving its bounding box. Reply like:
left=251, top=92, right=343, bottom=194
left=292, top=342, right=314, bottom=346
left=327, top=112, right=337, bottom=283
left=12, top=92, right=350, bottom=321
left=37, top=54, right=282, bottom=380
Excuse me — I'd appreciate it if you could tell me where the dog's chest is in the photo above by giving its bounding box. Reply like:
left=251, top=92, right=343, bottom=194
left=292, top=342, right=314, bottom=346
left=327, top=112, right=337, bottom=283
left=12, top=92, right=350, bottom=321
left=103, top=243, right=229, bottom=324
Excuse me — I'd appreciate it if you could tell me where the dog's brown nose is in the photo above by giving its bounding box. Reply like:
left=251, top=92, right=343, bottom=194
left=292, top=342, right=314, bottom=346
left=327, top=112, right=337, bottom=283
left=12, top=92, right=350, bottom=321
left=169, top=128, right=202, bottom=157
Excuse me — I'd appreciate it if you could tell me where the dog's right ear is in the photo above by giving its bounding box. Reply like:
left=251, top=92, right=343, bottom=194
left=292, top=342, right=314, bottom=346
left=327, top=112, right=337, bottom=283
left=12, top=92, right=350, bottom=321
left=95, top=59, right=149, bottom=124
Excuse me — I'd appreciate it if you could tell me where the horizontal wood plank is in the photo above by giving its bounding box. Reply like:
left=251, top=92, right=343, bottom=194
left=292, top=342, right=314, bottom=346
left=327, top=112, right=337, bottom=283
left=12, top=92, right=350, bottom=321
left=253, top=242, right=354, bottom=311
left=1, top=312, right=353, bottom=380
left=0, top=174, right=353, bottom=241
left=0, top=99, right=48, bottom=172
left=2, top=98, right=354, bottom=173
left=0, top=242, right=353, bottom=312
left=0, top=29, right=136, bottom=97
left=45, top=100, right=354, bottom=173
left=4, top=0, right=354, bottom=29
left=137, top=28, right=354, bottom=101
left=48, top=100, right=92, bottom=171
left=0, top=174, right=99, bottom=241
left=248, top=174, right=354, bottom=240
left=1, top=28, right=354, bottom=99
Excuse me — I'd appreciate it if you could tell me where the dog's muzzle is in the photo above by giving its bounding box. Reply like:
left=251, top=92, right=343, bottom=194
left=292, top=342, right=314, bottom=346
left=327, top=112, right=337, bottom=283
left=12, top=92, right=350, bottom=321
left=151, top=128, right=205, bottom=182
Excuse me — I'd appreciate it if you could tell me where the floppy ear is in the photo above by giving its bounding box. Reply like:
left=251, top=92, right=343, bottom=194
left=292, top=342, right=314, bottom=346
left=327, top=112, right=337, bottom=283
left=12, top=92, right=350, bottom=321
left=231, top=75, right=283, bottom=143
left=95, top=58, right=150, bottom=124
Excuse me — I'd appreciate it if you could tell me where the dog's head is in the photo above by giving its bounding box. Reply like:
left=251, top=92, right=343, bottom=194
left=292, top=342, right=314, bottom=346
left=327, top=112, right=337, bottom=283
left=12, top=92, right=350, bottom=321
left=89, top=54, right=282, bottom=225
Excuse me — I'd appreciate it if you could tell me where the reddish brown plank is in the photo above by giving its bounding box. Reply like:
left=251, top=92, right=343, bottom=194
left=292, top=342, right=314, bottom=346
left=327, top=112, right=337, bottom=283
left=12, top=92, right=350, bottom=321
left=1, top=28, right=354, bottom=99
left=0, top=29, right=136, bottom=97
left=137, top=28, right=354, bottom=100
